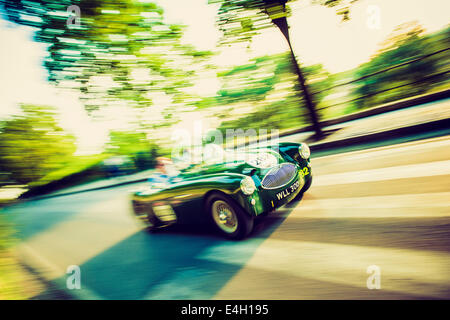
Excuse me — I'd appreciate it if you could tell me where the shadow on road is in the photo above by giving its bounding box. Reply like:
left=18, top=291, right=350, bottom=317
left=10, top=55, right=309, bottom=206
left=38, top=199, right=297, bottom=299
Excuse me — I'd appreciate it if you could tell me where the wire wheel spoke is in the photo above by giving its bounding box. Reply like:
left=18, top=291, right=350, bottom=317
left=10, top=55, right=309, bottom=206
left=212, top=200, right=238, bottom=234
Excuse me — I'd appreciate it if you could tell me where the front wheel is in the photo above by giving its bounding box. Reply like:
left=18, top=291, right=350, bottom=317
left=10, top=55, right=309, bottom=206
left=206, top=193, right=254, bottom=240
left=293, top=175, right=313, bottom=201
left=301, top=175, right=313, bottom=194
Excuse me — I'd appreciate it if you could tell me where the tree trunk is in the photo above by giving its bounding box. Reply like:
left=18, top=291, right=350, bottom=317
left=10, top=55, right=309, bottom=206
left=271, top=16, right=323, bottom=138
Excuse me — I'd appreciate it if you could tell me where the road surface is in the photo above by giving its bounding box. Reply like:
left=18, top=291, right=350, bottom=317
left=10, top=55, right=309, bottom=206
left=3, top=135, right=450, bottom=299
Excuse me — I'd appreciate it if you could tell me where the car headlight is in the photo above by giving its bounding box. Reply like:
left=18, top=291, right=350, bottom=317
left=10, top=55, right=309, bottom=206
left=240, top=176, right=256, bottom=195
left=299, top=143, right=311, bottom=159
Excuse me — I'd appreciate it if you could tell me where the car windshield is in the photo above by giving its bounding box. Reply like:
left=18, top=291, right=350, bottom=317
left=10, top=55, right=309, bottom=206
left=175, top=143, right=280, bottom=171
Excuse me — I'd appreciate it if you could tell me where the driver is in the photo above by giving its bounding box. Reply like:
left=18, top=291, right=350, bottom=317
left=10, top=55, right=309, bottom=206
left=148, top=157, right=179, bottom=186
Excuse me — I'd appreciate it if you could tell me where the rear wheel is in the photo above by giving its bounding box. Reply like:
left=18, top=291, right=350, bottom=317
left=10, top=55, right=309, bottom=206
left=206, top=193, right=253, bottom=240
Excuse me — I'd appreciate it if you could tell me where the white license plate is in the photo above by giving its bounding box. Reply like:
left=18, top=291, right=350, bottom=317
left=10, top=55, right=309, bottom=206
left=276, top=179, right=300, bottom=200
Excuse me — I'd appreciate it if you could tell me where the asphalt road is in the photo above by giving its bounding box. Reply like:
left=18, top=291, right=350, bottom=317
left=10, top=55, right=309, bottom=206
left=3, top=135, right=450, bottom=299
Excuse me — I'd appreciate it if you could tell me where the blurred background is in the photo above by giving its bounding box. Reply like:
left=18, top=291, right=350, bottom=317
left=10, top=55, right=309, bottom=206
left=0, top=0, right=449, bottom=299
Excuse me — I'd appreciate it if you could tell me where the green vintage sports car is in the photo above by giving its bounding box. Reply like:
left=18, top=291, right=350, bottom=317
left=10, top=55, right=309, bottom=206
left=131, top=142, right=312, bottom=239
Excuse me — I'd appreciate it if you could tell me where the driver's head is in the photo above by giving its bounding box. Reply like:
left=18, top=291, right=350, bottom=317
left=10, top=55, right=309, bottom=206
left=155, top=157, right=172, bottom=174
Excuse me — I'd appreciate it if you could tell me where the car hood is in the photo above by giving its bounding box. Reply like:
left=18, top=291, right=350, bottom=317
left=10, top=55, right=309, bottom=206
left=178, top=148, right=286, bottom=180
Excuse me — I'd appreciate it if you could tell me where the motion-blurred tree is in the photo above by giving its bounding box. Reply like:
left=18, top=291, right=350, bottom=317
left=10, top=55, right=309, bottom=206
left=0, top=105, right=76, bottom=185
left=210, top=0, right=358, bottom=138
left=106, top=130, right=153, bottom=155
left=216, top=52, right=333, bottom=132
left=217, top=54, right=281, bottom=105
left=105, top=130, right=158, bottom=169
left=0, top=0, right=213, bottom=117
left=355, top=23, right=449, bottom=108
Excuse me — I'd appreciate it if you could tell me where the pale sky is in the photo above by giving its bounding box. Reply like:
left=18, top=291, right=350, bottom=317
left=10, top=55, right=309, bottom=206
left=0, top=0, right=449, bottom=154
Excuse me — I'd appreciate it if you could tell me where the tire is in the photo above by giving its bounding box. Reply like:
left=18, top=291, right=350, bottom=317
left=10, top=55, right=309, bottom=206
left=205, top=192, right=254, bottom=240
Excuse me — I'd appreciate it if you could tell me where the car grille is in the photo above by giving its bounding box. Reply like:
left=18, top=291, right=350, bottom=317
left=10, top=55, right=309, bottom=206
left=261, top=163, right=297, bottom=189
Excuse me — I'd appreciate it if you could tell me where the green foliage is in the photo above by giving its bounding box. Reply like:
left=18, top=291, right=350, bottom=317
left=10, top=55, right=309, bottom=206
left=106, top=131, right=149, bottom=155
left=211, top=0, right=357, bottom=135
left=217, top=53, right=292, bottom=104
left=354, top=23, right=450, bottom=109
left=105, top=130, right=159, bottom=170
left=191, top=96, right=221, bottom=110
left=0, top=105, right=76, bottom=185
left=28, top=154, right=107, bottom=188
left=211, top=0, right=359, bottom=45
left=0, top=0, right=210, bottom=113
left=215, top=52, right=333, bottom=131
left=218, top=97, right=306, bottom=134
left=303, top=63, right=334, bottom=105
